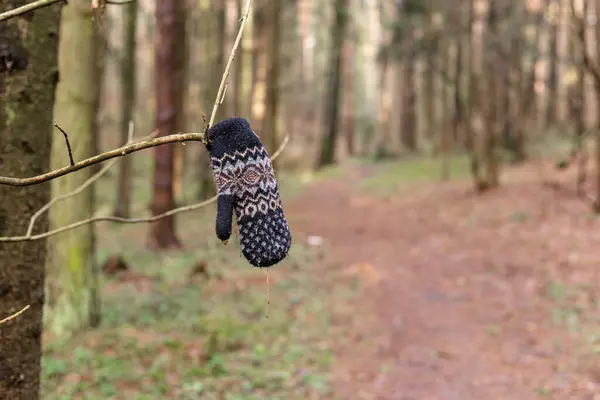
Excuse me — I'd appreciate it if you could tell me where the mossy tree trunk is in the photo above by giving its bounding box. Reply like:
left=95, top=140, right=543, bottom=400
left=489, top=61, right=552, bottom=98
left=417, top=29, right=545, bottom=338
left=46, top=0, right=102, bottom=337
left=0, top=2, right=61, bottom=398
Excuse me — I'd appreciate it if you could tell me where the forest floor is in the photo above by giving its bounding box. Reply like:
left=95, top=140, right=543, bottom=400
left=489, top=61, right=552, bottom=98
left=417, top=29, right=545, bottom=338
left=41, top=148, right=600, bottom=399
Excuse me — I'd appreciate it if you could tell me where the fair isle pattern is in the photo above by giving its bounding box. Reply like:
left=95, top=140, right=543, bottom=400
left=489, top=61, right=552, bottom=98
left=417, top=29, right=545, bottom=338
left=206, top=117, right=292, bottom=268
left=211, top=145, right=281, bottom=220
left=238, top=208, right=291, bottom=267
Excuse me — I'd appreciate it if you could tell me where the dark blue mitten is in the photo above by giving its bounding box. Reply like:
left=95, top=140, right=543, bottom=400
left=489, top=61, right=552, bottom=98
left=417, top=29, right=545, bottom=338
left=205, top=117, right=292, bottom=267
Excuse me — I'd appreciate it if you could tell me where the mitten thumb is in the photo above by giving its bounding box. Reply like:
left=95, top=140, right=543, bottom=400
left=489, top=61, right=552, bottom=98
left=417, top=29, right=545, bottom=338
left=216, top=194, right=234, bottom=242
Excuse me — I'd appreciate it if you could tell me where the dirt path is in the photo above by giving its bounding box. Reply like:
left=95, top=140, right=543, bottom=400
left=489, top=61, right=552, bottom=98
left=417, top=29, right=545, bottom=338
left=287, top=165, right=599, bottom=399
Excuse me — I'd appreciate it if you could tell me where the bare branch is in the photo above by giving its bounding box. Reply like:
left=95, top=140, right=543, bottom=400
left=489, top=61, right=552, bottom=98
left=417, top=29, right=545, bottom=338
left=0, top=0, right=63, bottom=22
left=26, top=122, right=141, bottom=237
left=0, top=132, right=202, bottom=187
left=0, top=0, right=267, bottom=243
left=0, top=0, right=133, bottom=22
left=208, top=0, right=252, bottom=128
left=0, top=0, right=254, bottom=186
left=0, top=305, right=30, bottom=326
left=54, top=124, right=75, bottom=166
left=0, top=135, right=289, bottom=243
left=104, top=0, right=135, bottom=4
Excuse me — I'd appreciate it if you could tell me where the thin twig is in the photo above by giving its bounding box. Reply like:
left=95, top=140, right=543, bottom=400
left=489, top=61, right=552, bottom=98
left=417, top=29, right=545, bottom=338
left=0, top=135, right=289, bottom=243
left=0, top=132, right=204, bottom=187
left=0, top=0, right=63, bottom=22
left=0, top=0, right=132, bottom=22
left=0, top=305, right=30, bottom=326
left=26, top=123, right=142, bottom=237
left=0, top=0, right=253, bottom=186
left=54, top=124, right=75, bottom=166
left=208, top=0, right=252, bottom=128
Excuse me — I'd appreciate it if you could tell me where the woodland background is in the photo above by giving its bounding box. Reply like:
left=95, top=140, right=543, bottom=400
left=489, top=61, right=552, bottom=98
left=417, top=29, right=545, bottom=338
left=3, top=0, right=600, bottom=398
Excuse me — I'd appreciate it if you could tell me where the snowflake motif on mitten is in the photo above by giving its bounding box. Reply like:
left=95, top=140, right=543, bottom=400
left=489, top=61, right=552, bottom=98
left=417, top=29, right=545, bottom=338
left=205, top=117, right=292, bottom=267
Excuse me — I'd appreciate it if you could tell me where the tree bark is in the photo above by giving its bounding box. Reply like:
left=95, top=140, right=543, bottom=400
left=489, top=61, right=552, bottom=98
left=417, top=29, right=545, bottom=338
left=46, top=0, right=102, bottom=337
left=315, top=0, right=348, bottom=169
left=0, top=2, right=61, bottom=398
left=114, top=0, right=138, bottom=218
left=148, top=0, right=184, bottom=250
left=342, top=29, right=356, bottom=156
left=546, top=0, right=560, bottom=130
left=251, top=2, right=268, bottom=134
left=263, top=0, right=281, bottom=162
left=232, top=0, right=244, bottom=116
left=401, top=53, right=417, bottom=151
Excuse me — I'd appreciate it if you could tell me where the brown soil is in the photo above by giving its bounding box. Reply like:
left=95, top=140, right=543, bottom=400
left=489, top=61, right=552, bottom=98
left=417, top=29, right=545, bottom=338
left=287, top=162, right=600, bottom=400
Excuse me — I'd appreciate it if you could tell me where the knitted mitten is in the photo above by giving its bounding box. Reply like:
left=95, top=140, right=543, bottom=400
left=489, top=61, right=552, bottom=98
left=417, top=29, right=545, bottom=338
left=205, top=117, right=292, bottom=267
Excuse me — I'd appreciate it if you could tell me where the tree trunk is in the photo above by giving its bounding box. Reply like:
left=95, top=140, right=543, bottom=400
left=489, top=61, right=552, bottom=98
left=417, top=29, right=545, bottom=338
left=213, top=1, right=226, bottom=120
left=594, top=0, right=600, bottom=211
left=546, top=0, right=560, bottom=130
left=197, top=0, right=223, bottom=200
left=424, top=10, right=439, bottom=143
left=342, top=31, right=356, bottom=156
left=0, top=2, right=61, bottom=398
left=173, top=0, right=188, bottom=202
left=571, top=0, right=587, bottom=195
left=263, top=0, right=281, bottom=164
left=440, top=35, right=452, bottom=181
left=148, top=0, right=184, bottom=250
left=251, top=2, right=268, bottom=134
left=465, top=0, right=486, bottom=191
left=315, top=0, right=348, bottom=169
left=232, top=0, right=244, bottom=116
left=482, top=1, right=500, bottom=189
left=401, top=54, right=417, bottom=151
left=114, top=0, right=138, bottom=218
left=46, top=0, right=102, bottom=337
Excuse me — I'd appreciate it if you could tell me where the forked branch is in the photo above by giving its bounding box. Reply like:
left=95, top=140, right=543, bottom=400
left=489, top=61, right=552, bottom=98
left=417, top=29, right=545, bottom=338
left=0, top=0, right=270, bottom=243
left=0, top=135, right=289, bottom=242
left=0, top=132, right=204, bottom=186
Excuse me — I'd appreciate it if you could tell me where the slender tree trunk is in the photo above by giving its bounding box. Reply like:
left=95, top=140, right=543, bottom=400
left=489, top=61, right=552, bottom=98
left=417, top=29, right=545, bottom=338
left=251, top=2, right=268, bottom=134
left=570, top=0, right=587, bottom=195
left=401, top=53, right=417, bottom=151
left=232, top=0, right=244, bottom=116
left=342, top=31, right=356, bottom=156
left=465, top=0, right=486, bottom=191
left=594, top=0, right=600, bottom=211
left=546, top=0, right=560, bottom=130
left=483, top=1, right=499, bottom=189
left=148, top=0, right=184, bottom=250
left=316, top=0, right=348, bottom=168
left=263, top=0, right=281, bottom=163
left=197, top=0, right=216, bottom=200
left=440, top=35, right=452, bottom=181
left=453, top=16, right=464, bottom=147
left=0, top=2, right=61, bottom=398
left=114, top=0, right=138, bottom=218
left=424, top=9, right=439, bottom=143
left=213, top=1, right=226, bottom=121
left=46, top=0, right=102, bottom=337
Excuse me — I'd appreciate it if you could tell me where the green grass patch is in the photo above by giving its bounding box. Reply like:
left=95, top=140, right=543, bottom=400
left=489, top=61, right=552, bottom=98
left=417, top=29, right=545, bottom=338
left=42, top=181, right=360, bottom=399
left=355, top=154, right=471, bottom=195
